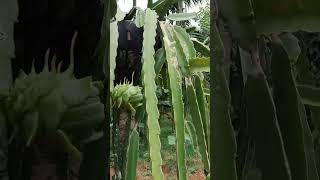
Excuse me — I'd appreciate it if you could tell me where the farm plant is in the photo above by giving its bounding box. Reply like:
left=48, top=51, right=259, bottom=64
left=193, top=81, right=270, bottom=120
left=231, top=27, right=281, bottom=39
left=1, top=0, right=210, bottom=179
left=1, top=32, right=105, bottom=179
left=0, top=0, right=113, bottom=179
left=211, top=0, right=320, bottom=180
left=108, top=2, right=210, bottom=180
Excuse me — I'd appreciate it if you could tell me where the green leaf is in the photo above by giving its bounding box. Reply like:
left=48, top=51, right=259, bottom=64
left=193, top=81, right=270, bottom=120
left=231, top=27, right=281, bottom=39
left=206, top=175, right=210, bottom=180
left=96, top=0, right=113, bottom=74
left=294, top=43, right=320, bottom=179
left=244, top=73, right=291, bottom=180
left=125, top=129, right=139, bottom=180
left=185, top=26, right=197, bottom=33
left=298, top=98, right=319, bottom=180
left=185, top=134, right=195, bottom=156
left=279, top=33, right=301, bottom=62
left=142, top=9, right=164, bottom=180
left=160, top=21, right=187, bottom=180
left=185, top=77, right=210, bottom=172
left=211, top=16, right=237, bottom=180
left=185, top=119, right=198, bottom=149
left=154, top=48, right=166, bottom=76
left=167, top=25, right=198, bottom=76
left=151, top=0, right=179, bottom=18
left=172, top=26, right=196, bottom=60
left=239, top=47, right=251, bottom=84
left=170, top=25, right=191, bottom=76
left=189, top=57, right=210, bottom=73
left=271, top=36, right=307, bottom=180
left=297, top=84, right=320, bottom=107
left=166, top=12, right=197, bottom=21
left=109, top=6, right=125, bottom=91
left=192, top=38, right=210, bottom=57
left=148, top=0, right=153, bottom=8
left=135, top=7, right=146, bottom=28
left=194, top=74, right=209, bottom=145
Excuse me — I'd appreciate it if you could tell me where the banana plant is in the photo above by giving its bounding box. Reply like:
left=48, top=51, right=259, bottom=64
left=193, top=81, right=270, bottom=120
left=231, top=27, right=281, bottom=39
left=151, top=0, right=205, bottom=18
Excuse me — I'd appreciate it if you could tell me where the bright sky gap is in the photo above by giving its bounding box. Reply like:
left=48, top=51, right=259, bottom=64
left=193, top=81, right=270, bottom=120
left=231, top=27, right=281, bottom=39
left=117, top=0, right=209, bottom=27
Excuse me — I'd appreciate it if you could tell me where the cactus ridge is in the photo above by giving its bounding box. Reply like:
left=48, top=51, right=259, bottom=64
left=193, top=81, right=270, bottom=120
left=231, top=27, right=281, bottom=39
left=4, top=31, right=104, bottom=161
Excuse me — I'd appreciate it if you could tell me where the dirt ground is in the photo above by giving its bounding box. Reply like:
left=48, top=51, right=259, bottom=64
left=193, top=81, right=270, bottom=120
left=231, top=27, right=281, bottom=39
left=135, top=162, right=205, bottom=180
left=110, top=162, right=205, bottom=180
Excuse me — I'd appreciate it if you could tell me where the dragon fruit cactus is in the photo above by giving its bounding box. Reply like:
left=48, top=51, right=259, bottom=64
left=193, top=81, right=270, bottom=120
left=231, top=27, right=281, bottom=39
left=4, top=32, right=105, bottom=161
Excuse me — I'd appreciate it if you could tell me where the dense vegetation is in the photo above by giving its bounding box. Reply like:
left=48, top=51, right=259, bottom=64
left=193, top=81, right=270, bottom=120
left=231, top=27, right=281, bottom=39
left=109, top=3, right=210, bottom=179
left=1, top=0, right=210, bottom=179
left=212, top=0, right=320, bottom=180
left=2, top=0, right=320, bottom=180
